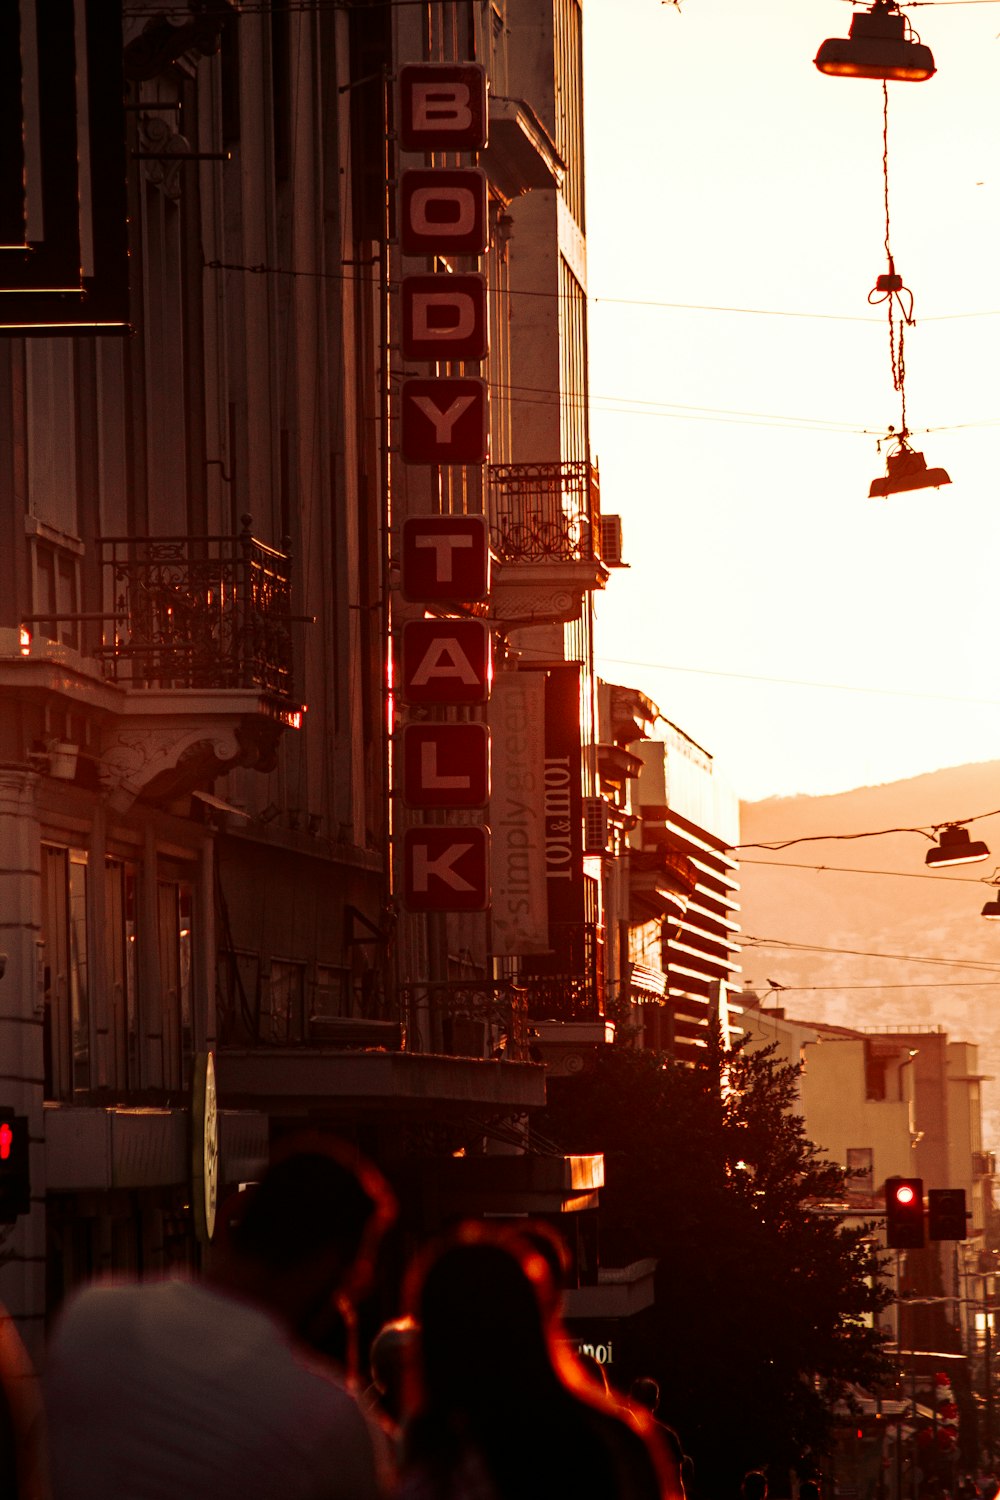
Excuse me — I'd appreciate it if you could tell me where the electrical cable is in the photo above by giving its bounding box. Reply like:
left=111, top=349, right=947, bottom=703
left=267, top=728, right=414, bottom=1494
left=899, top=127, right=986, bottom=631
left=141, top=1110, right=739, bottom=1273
left=743, top=935, right=1000, bottom=973
left=734, top=806, right=1000, bottom=852
left=593, top=652, right=1000, bottom=708
left=204, top=262, right=1000, bottom=328
left=752, top=981, right=1000, bottom=991
left=739, top=857, right=990, bottom=884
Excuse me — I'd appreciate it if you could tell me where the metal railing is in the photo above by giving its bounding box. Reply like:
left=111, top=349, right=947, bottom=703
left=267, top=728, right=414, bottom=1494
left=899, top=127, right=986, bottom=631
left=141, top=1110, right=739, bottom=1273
left=399, top=980, right=530, bottom=1062
left=488, top=460, right=601, bottom=564
left=95, top=518, right=294, bottom=698
left=22, top=520, right=296, bottom=701
left=517, top=921, right=605, bottom=1022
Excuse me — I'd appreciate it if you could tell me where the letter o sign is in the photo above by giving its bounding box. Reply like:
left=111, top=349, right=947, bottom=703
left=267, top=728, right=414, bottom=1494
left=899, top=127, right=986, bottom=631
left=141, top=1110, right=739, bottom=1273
left=400, top=169, right=488, bottom=257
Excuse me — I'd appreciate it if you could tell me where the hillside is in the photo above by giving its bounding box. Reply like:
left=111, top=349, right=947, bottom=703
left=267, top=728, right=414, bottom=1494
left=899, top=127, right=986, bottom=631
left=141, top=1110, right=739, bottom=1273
left=738, top=760, right=1000, bottom=1150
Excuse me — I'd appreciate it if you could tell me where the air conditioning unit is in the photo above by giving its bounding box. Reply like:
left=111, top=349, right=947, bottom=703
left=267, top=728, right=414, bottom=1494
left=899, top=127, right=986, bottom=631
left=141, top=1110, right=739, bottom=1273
left=582, top=796, right=610, bottom=855
left=599, top=514, right=626, bottom=567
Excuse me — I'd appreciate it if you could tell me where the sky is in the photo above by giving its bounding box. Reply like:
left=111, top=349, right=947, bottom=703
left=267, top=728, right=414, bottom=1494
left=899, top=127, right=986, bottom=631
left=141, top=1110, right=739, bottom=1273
left=582, top=0, right=1000, bottom=803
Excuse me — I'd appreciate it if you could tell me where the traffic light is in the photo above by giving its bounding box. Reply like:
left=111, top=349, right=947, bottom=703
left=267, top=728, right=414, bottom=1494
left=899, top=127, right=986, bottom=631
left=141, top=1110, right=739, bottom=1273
left=928, top=1188, right=968, bottom=1242
left=0, top=1110, right=30, bottom=1223
left=885, top=1176, right=924, bottom=1249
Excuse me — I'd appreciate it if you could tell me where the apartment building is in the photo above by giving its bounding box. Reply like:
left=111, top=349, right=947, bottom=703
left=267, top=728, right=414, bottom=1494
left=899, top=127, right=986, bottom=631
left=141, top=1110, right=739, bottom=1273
left=0, top=0, right=633, bottom=1354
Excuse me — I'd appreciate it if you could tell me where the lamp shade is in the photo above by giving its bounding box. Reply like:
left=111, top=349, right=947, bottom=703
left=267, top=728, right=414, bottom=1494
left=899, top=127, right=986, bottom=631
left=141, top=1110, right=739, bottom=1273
left=869, top=445, right=951, bottom=499
left=815, top=5, right=936, bottom=83
left=981, top=893, right=1000, bottom=920
left=926, top=825, right=990, bottom=868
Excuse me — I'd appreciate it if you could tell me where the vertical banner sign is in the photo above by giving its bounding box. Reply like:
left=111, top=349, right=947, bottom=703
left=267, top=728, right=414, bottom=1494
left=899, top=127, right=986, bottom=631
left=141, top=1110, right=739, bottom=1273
left=541, top=664, right=584, bottom=962
left=488, top=672, right=549, bottom=955
left=396, top=60, right=492, bottom=920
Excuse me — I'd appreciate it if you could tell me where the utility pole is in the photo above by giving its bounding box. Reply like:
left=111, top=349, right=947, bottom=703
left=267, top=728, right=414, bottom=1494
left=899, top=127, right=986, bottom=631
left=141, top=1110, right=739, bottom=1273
left=986, top=1272, right=995, bottom=1470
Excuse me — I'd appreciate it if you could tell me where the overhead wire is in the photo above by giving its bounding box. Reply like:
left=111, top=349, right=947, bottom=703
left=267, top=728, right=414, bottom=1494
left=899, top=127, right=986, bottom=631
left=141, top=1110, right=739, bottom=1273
left=752, top=981, right=1000, bottom=991
left=205, top=259, right=1000, bottom=326
left=594, top=651, right=1000, bottom=707
left=735, top=807, right=1000, bottom=852
left=743, top=935, right=1000, bottom=973
left=205, top=263, right=1000, bottom=432
left=739, top=857, right=991, bottom=884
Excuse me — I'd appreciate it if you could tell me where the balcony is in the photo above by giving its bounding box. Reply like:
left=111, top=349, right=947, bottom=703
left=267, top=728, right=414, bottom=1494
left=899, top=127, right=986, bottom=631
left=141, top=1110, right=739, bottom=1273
left=397, top=980, right=530, bottom=1062
left=216, top=978, right=544, bottom=1116
left=96, top=521, right=294, bottom=700
left=15, top=519, right=299, bottom=807
left=519, top=921, right=605, bottom=1023
left=487, top=461, right=609, bottom=626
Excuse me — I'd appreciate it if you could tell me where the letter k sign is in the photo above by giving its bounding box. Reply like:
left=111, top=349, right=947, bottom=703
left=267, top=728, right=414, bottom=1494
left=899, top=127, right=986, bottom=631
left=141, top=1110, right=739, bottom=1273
left=402, top=827, right=491, bottom=911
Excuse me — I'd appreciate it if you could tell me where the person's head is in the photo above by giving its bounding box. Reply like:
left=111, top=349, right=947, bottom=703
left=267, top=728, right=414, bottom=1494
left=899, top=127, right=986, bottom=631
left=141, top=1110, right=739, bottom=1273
left=742, top=1472, right=768, bottom=1500
left=799, top=1482, right=820, bottom=1500
left=511, top=1222, right=571, bottom=1291
left=368, top=1317, right=420, bottom=1425
left=215, top=1134, right=396, bottom=1340
left=630, top=1375, right=660, bottom=1415
left=404, top=1222, right=560, bottom=1415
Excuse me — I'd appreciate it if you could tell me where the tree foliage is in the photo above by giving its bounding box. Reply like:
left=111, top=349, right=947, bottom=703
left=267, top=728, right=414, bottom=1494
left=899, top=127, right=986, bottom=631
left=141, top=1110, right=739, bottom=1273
left=539, top=1033, right=891, bottom=1494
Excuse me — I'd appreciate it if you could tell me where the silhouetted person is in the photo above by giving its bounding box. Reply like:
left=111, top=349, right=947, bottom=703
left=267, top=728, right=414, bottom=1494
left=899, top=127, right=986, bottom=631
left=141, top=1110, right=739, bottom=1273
left=0, top=1305, right=49, bottom=1500
left=743, top=1472, right=769, bottom=1500
left=630, top=1375, right=691, bottom=1498
left=799, top=1482, right=820, bottom=1500
left=44, top=1136, right=396, bottom=1500
left=364, top=1317, right=420, bottom=1444
left=399, top=1223, right=681, bottom=1499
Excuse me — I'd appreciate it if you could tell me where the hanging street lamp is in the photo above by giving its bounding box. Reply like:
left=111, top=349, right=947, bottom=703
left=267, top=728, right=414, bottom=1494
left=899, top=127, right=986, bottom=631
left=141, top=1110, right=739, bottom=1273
left=815, top=2, right=936, bottom=83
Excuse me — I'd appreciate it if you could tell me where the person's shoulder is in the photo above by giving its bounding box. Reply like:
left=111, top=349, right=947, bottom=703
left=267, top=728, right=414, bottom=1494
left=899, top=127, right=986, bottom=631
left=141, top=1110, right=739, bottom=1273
left=581, top=1401, right=670, bottom=1497
left=49, top=1278, right=146, bottom=1343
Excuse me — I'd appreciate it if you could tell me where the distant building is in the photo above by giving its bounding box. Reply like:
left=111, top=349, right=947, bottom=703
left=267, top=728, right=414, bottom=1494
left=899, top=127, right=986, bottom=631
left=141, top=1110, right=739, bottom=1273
left=741, top=1002, right=995, bottom=1361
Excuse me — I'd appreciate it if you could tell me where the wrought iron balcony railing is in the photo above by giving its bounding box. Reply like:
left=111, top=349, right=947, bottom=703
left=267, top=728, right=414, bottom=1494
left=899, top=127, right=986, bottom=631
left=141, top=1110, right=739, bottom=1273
left=488, top=460, right=601, bottom=564
left=517, top=920, right=606, bottom=1023
left=399, top=980, right=531, bottom=1062
left=26, top=519, right=296, bottom=702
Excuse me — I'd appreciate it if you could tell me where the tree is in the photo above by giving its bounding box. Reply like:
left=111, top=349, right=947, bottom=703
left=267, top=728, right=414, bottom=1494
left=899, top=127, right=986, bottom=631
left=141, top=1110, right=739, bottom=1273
left=539, top=1032, right=891, bottom=1495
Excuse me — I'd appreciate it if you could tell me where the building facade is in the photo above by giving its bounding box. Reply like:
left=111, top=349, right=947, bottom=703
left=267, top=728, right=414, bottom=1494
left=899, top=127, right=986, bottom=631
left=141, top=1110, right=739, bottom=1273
left=0, top=0, right=701, bottom=1355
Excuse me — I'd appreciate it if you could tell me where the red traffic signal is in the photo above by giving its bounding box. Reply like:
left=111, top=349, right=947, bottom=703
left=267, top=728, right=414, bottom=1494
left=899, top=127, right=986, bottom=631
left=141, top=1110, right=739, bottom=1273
left=885, top=1176, right=925, bottom=1249
left=0, top=1110, right=30, bottom=1223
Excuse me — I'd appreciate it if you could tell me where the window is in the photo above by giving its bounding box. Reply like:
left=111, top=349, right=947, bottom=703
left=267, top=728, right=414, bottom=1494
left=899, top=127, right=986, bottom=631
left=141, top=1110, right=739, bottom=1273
left=217, top=948, right=260, bottom=1046
left=846, top=1146, right=874, bottom=1197
left=31, top=532, right=81, bottom=650
left=156, top=880, right=194, bottom=1091
left=41, top=846, right=90, bottom=1101
left=105, top=859, right=139, bottom=1092
left=264, top=959, right=306, bottom=1044
left=312, top=963, right=352, bottom=1022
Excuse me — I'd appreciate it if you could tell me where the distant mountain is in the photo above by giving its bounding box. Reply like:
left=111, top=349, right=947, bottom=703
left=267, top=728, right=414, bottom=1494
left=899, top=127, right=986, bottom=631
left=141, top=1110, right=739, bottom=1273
left=738, top=760, right=1000, bottom=1149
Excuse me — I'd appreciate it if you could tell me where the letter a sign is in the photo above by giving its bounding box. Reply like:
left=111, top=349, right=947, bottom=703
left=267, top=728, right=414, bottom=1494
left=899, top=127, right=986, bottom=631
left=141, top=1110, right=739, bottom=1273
left=402, top=826, right=491, bottom=911
left=401, top=618, right=491, bottom=705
